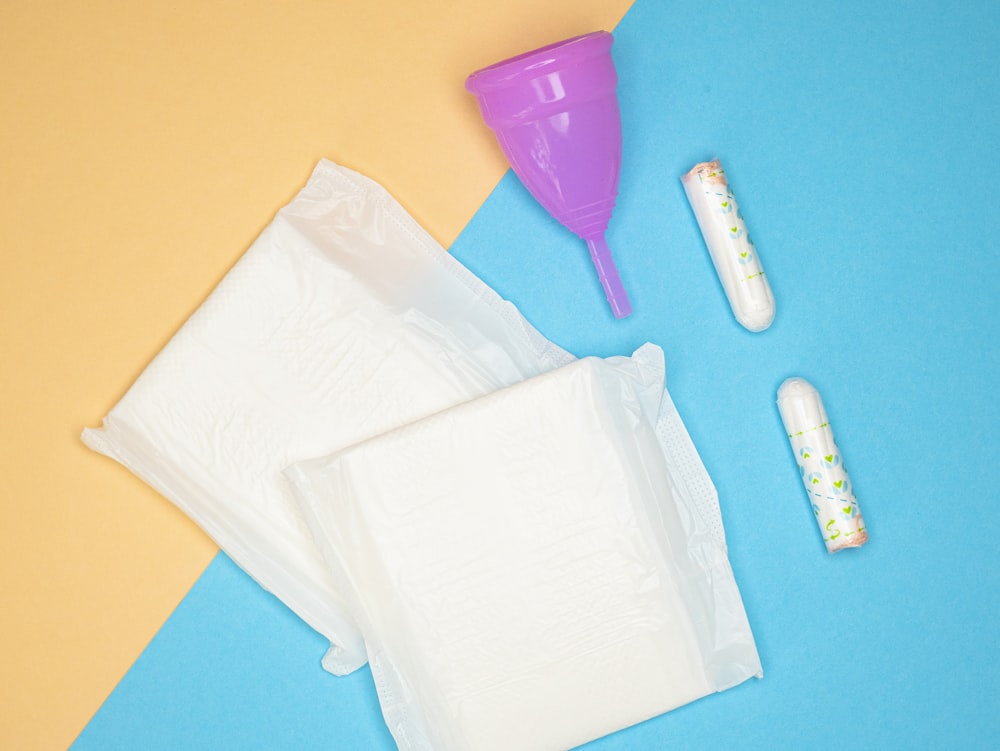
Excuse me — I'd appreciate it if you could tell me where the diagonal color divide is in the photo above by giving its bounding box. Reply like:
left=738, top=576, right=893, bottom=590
left=7, top=0, right=1000, bottom=748
left=0, top=2, right=633, bottom=748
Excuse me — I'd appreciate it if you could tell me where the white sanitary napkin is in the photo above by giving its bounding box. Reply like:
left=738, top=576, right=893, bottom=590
left=81, top=160, right=760, bottom=733
left=82, top=160, right=574, bottom=674
left=287, top=345, right=761, bottom=751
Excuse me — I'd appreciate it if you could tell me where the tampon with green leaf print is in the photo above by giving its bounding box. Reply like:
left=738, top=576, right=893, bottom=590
left=682, top=159, right=775, bottom=332
left=777, top=377, right=868, bottom=553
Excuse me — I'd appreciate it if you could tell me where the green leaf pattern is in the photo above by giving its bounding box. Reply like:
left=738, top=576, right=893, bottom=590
left=790, top=424, right=865, bottom=550
left=701, top=176, right=762, bottom=277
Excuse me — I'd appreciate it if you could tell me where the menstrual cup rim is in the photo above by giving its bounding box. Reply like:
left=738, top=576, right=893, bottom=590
left=465, top=30, right=613, bottom=94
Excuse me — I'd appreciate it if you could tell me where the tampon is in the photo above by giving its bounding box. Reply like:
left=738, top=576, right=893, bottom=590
left=777, top=377, right=868, bottom=553
left=682, top=159, right=775, bottom=332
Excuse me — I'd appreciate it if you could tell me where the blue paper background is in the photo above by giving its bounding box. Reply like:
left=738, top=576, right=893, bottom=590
left=74, top=1, right=999, bottom=748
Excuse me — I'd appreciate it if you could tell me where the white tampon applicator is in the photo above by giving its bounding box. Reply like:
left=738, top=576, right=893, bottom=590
left=777, top=377, right=868, bottom=553
left=682, top=159, right=775, bottom=332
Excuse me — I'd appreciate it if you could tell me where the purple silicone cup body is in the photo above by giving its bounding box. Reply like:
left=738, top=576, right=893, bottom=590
left=466, top=31, right=631, bottom=318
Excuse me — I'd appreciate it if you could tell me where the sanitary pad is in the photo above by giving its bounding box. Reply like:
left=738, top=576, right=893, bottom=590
left=82, top=160, right=575, bottom=674
left=82, top=159, right=746, bottom=688
left=286, top=345, right=761, bottom=751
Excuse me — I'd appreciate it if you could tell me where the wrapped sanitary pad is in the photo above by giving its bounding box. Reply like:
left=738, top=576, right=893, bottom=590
left=287, top=345, right=761, bottom=751
left=82, top=159, right=748, bottom=693
left=82, top=160, right=575, bottom=674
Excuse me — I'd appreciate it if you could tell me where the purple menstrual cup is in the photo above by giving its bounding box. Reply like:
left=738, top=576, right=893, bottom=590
left=465, top=31, right=632, bottom=318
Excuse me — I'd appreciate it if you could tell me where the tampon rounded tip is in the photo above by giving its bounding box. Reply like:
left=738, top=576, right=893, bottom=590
left=735, top=303, right=776, bottom=333
left=777, top=377, right=818, bottom=403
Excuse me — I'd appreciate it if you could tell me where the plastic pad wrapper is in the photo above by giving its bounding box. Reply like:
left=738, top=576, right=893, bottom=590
left=81, top=159, right=576, bottom=674
left=287, top=345, right=762, bottom=751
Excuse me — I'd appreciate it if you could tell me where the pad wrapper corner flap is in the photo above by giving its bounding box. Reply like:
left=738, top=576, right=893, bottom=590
left=286, top=345, right=761, bottom=751
left=81, top=159, right=757, bottom=687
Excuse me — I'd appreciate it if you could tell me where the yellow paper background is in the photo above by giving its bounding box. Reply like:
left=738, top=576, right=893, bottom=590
left=0, top=1, right=633, bottom=748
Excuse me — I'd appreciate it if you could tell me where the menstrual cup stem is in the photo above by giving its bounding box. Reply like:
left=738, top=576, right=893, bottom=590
left=586, top=236, right=632, bottom=319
